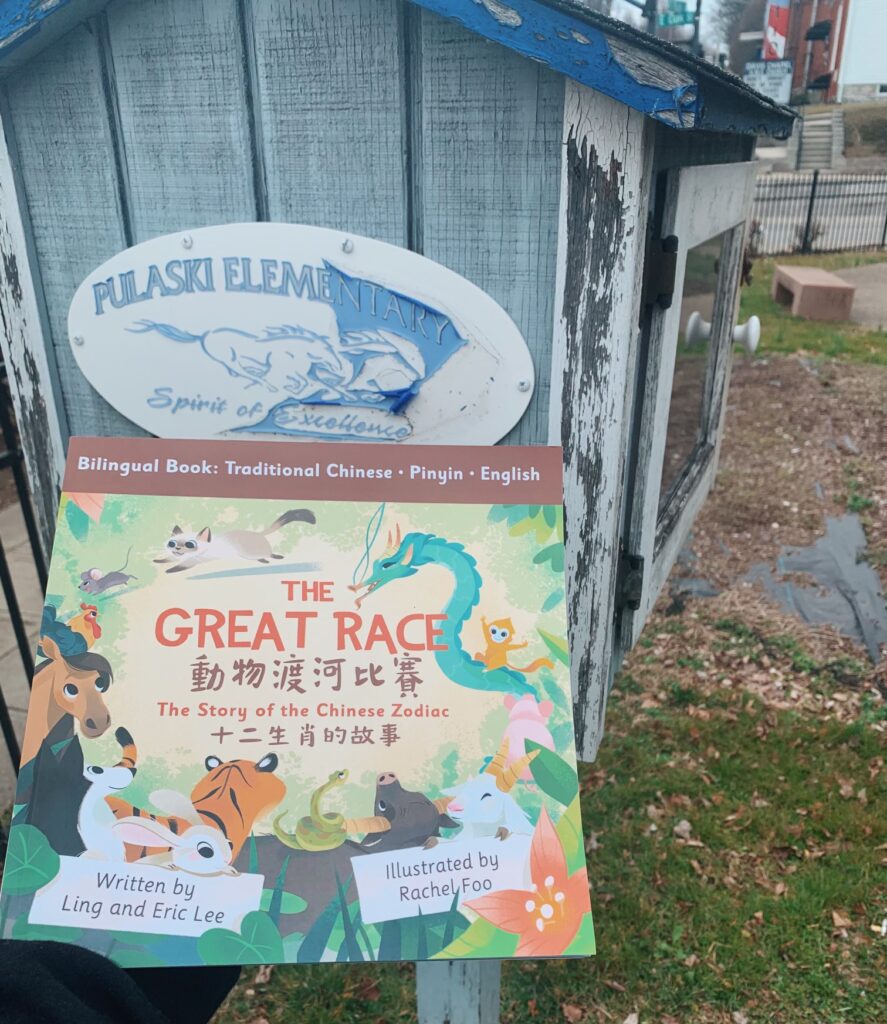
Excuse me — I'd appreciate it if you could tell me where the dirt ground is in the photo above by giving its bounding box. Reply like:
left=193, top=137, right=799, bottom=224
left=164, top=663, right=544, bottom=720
left=627, top=353, right=887, bottom=724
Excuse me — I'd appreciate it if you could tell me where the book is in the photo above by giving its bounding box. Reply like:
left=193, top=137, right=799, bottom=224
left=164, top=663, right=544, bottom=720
left=0, top=437, right=595, bottom=966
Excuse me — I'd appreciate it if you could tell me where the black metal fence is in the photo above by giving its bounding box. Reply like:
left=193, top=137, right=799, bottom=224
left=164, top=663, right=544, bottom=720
left=751, top=171, right=887, bottom=256
left=0, top=356, right=47, bottom=773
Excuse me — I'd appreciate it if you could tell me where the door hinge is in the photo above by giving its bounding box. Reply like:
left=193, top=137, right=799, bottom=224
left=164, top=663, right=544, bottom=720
left=642, top=234, right=679, bottom=310
left=615, top=551, right=645, bottom=613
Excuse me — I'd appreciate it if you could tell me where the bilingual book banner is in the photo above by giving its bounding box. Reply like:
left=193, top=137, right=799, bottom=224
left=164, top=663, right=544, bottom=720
left=0, top=438, right=595, bottom=968
left=67, top=223, right=536, bottom=445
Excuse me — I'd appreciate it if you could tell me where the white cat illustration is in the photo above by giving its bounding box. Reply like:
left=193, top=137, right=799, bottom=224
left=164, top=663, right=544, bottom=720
left=154, top=509, right=316, bottom=573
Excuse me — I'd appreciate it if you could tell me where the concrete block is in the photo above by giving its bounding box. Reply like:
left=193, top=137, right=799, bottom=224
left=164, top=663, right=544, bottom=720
left=772, top=265, right=856, bottom=322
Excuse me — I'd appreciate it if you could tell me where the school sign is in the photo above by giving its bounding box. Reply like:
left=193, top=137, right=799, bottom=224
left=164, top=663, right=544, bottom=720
left=68, top=224, right=535, bottom=444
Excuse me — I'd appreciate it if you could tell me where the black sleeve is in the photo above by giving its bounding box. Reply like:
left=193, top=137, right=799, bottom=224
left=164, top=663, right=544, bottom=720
left=0, top=939, right=240, bottom=1024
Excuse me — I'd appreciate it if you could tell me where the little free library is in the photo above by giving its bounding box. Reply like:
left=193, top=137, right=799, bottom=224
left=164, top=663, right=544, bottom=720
left=0, top=1, right=794, bottom=1022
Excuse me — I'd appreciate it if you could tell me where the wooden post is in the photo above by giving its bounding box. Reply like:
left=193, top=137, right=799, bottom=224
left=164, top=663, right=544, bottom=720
left=417, top=960, right=501, bottom=1024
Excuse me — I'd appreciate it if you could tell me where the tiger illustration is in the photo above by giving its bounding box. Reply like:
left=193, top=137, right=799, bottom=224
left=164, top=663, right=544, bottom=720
left=106, top=752, right=286, bottom=863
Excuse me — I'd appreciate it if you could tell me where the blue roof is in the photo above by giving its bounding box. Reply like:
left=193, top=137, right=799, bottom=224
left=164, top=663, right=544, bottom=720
left=0, top=0, right=795, bottom=137
left=0, top=0, right=75, bottom=55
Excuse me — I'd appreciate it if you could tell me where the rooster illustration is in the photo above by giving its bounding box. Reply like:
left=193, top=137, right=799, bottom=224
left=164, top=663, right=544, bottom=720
left=67, top=603, right=102, bottom=648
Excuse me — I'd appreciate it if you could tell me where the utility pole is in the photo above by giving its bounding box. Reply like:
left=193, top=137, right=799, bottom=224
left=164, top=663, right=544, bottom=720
left=622, top=0, right=659, bottom=37
left=692, top=0, right=703, bottom=57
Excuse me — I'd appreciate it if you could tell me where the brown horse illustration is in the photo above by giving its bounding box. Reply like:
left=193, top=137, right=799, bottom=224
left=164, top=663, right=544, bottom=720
left=21, top=635, right=114, bottom=765
left=15, top=635, right=115, bottom=855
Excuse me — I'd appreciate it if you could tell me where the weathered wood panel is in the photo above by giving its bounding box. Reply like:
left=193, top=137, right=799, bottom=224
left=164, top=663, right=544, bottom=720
left=251, top=0, right=406, bottom=244
left=547, top=82, right=652, bottom=761
left=3, top=24, right=137, bottom=438
left=626, top=161, right=757, bottom=648
left=0, top=105, right=66, bottom=551
left=418, top=8, right=563, bottom=445
left=105, top=0, right=258, bottom=239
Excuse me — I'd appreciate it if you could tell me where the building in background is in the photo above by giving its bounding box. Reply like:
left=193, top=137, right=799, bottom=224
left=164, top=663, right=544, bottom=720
left=833, top=0, right=883, bottom=102
left=784, top=0, right=881, bottom=103
left=728, top=1, right=881, bottom=105
left=764, top=0, right=790, bottom=58
left=728, top=0, right=768, bottom=73
left=784, top=0, right=849, bottom=99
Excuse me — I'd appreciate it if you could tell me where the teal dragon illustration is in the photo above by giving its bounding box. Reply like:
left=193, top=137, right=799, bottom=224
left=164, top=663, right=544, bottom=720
left=350, top=524, right=537, bottom=698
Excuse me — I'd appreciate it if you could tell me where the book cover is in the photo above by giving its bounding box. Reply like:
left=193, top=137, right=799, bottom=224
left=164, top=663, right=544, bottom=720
left=0, top=437, right=594, bottom=967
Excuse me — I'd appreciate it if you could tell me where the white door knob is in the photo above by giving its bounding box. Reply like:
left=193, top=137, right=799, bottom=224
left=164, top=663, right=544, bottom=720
left=684, top=310, right=711, bottom=347
left=732, top=315, right=760, bottom=355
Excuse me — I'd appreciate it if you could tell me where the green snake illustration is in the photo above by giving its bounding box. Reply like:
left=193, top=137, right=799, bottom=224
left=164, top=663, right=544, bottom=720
left=273, top=769, right=349, bottom=851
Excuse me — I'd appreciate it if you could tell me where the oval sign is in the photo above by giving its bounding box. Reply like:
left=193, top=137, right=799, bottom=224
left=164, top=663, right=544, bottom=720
left=68, top=223, right=535, bottom=444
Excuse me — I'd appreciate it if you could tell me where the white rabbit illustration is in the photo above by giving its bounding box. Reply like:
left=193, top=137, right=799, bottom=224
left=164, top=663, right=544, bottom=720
left=111, top=788, right=238, bottom=877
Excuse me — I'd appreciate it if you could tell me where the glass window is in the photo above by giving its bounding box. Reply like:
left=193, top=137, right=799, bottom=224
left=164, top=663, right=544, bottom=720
left=658, top=231, right=728, bottom=511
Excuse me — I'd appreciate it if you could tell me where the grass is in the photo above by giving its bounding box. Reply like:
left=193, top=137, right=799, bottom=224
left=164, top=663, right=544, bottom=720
left=215, top=251, right=886, bottom=1022
left=739, top=253, right=887, bottom=365
left=842, top=103, right=887, bottom=159
left=218, top=690, right=887, bottom=1024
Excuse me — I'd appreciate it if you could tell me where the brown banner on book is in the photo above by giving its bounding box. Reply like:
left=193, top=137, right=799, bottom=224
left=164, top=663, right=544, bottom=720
left=64, top=437, right=563, bottom=505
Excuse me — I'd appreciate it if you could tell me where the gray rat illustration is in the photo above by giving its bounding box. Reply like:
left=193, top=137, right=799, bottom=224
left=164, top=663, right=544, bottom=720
left=79, top=547, right=137, bottom=595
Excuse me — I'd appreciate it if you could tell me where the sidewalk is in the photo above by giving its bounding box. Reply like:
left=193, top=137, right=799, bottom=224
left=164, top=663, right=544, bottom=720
left=0, top=499, right=43, bottom=808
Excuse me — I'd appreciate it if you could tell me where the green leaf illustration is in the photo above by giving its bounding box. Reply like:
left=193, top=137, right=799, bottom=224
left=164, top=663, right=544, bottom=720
left=434, top=917, right=518, bottom=959
left=377, top=917, right=402, bottom=961
left=525, top=741, right=579, bottom=806
left=12, top=917, right=81, bottom=943
left=197, top=910, right=284, bottom=966
left=64, top=499, right=89, bottom=542
left=441, top=890, right=462, bottom=950
left=297, top=894, right=340, bottom=963
left=508, top=517, right=537, bottom=538
left=260, top=888, right=307, bottom=916
left=336, top=871, right=364, bottom=962
left=542, top=588, right=564, bottom=613
left=538, top=629, right=570, bottom=667
left=556, top=797, right=586, bottom=875
left=2, top=825, right=60, bottom=895
left=110, top=946, right=168, bottom=968
left=282, top=931, right=305, bottom=959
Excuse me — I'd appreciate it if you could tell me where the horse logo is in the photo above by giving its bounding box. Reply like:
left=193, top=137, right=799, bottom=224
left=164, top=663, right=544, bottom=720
left=129, top=321, right=427, bottom=412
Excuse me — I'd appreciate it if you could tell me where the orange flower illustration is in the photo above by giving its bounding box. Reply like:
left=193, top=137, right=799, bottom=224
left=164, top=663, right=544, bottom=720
left=464, top=807, right=591, bottom=957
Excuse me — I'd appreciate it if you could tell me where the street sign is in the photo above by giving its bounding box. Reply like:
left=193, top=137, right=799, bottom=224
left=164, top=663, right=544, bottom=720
left=660, top=3, right=695, bottom=28
left=659, top=12, right=695, bottom=26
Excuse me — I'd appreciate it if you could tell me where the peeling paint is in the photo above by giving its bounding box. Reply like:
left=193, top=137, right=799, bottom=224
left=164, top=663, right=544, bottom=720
left=473, top=0, right=522, bottom=28
left=3, top=247, right=22, bottom=305
left=415, top=0, right=703, bottom=130
left=560, top=129, right=626, bottom=749
left=0, top=0, right=71, bottom=55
